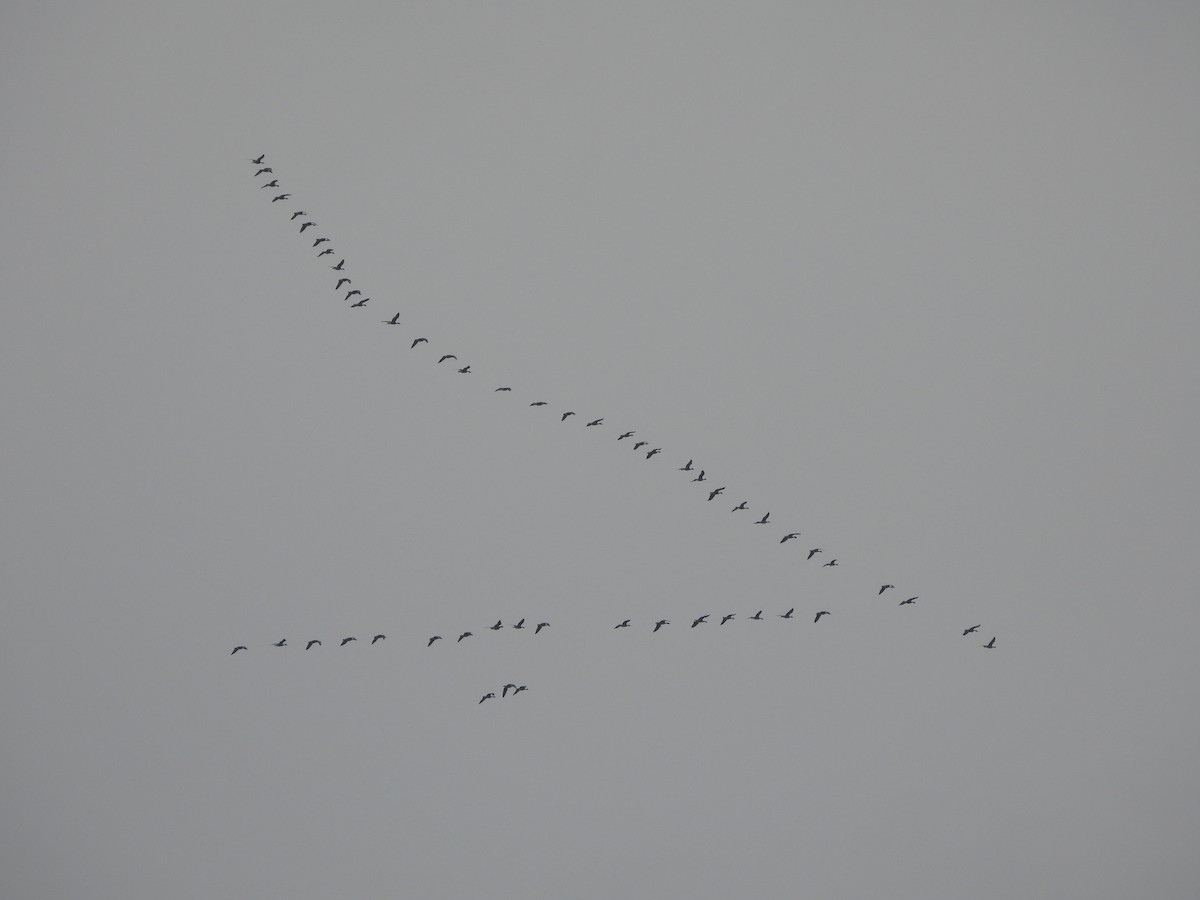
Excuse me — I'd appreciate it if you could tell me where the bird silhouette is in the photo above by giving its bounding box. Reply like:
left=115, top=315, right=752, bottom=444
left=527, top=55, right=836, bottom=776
left=457, top=366, right=471, bottom=374
left=732, top=501, right=748, bottom=511
left=306, top=640, right=321, bottom=650
left=271, top=194, right=291, bottom=202
left=427, top=636, right=442, bottom=647
left=513, top=685, right=528, bottom=694
left=490, top=620, right=503, bottom=631
left=411, top=338, right=428, bottom=348
left=384, top=313, right=400, bottom=325
left=680, top=459, right=693, bottom=471
left=691, top=615, right=709, bottom=628
left=633, top=441, right=648, bottom=450
left=345, top=290, right=361, bottom=300
left=615, top=619, right=631, bottom=628
left=983, top=637, right=996, bottom=648
left=755, top=512, right=770, bottom=524
left=900, top=597, right=917, bottom=605
left=335, top=278, right=351, bottom=289
left=780, top=533, right=800, bottom=543
left=646, top=448, right=661, bottom=458
left=879, top=584, right=895, bottom=595
left=502, top=684, right=517, bottom=698
left=313, top=238, right=330, bottom=247
left=692, top=470, right=706, bottom=482
left=749, top=610, right=763, bottom=620
left=340, top=637, right=357, bottom=646
left=457, top=632, right=472, bottom=642
left=290, top=211, right=307, bottom=220
left=480, top=693, right=495, bottom=704
left=513, top=619, right=525, bottom=630
left=653, top=619, right=669, bottom=632
left=780, top=608, right=794, bottom=619
left=350, top=298, right=368, bottom=308
left=530, top=401, right=547, bottom=406
left=273, top=639, right=287, bottom=647
left=618, top=431, right=635, bottom=440
left=535, top=622, right=549, bottom=634
left=963, top=625, right=981, bottom=636
left=260, top=179, right=280, bottom=188
left=561, top=411, right=575, bottom=421
left=231, top=646, right=247, bottom=654
left=707, top=487, right=725, bottom=501
left=807, top=548, right=822, bottom=560
left=251, top=155, right=266, bottom=164
left=317, top=248, right=335, bottom=256
left=254, top=167, right=273, bottom=176
left=495, top=387, right=512, bottom=392
left=814, top=610, right=830, bottom=623
left=331, top=259, right=345, bottom=270
left=438, top=354, right=456, bottom=363
left=586, top=418, right=603, bottom=427
left=720, top=614, right=735, bottom=625
left=299, top=221, right=316, bottom=232
left=823, top=559, right=839, bottom=567
left=371, top=634, right=385, bottom=644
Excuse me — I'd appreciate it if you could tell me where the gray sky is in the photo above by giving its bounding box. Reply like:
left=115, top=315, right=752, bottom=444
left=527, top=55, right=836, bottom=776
left=3, top=2, right=1199, bottom=898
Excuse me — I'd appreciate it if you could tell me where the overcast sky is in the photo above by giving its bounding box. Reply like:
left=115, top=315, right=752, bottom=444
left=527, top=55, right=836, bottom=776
left=3, top=3, right=1199, bottom=898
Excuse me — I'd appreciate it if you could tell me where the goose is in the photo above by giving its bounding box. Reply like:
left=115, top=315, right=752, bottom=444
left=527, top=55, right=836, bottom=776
left=299, top=221, right=316, bottom=232
left=749, top=610, right=763, bottom=620
left=306, top=640, right=321, bottom=650
left=260, top=179, right=280, bottom=188
left=371, top=634, right=385, bottom=644
left=707, top=487, right=725, bottom=501
left=878, top=584, right=895, bottom=595
left=780, top=533, right=800, bottom=543
left=618, top=431, right=635, bottom=440
left=680, top=459, right=693, bottom=471
left=340, top=637, right=357, bottom=646
left=900, top=597, right=917, bottom=605
left=290, top=211, right=307, bottom=220
left=691, top=615, right=709, bottom=628
left=561, top=411, right=575, bottom=421
left=535, top=622, right=550, bottom=634
left=720, top=614, right=735, bottom=625
left=345, top=290, right=362, bottom=300
left=490, top=620, right=503, bottom=631
left=615, top=619, right=631, bottom=628
left=350, top=297, right=369, bottom=308
left=530, top=401, right=547, bottom=406
left=983, top=637, right=996, bottom=648
left=384, top=313, right=400, bottom=325
left=457, top=365, right=471, bottom=373
left=495, top=387, right=512, bottom=392
left=962, top=625, right=981, bottom=636
left=814, top=610, right=830, bottom=623
left=755, top=512, right=770, bottom=524
left=502, top=684, right=517, bottom=697
left=411, top=338, right=428, bottom=348
left=254, top=167, right=273, bottom=176
left=251, top=154, right=266, bottom=164
left=438, top=354, right=457, bottom=364
left=271, top=194, right=291, bottom=202
left=807, top=548, right=822, bottom=560
left=231, top=645, right=247, bottom=654
left=330, top=259, right=345, bottom=270
left=691, top=470, right=706, bottom=482
left=457, top=632, right=472, bottom=642
left=317, top=248, right=336, bottom=256
left=479, top=693, right=495, bottom=704
left=313, top=238, right=330, bottom=247
left=513, top=685, right=528, bottom=694
left=513, top=619, right=525, bottom=629
left=273, top=639, right=287, bottom=647
left=335, top=277, right=351, bottom=289
left=780, top=609, right=794, bottom=619
left=633, top=441, right=648, bottom=450
left=731, top=501, right=748, bottom=511
left=427, top=636, right=442, bottom=647
left=823, top=559, right=838, bottom=567
left=586, top=418, right=603, bottom=427
left=645, top=448, right=661, bottom=458
left=653, top=619, right=669, bottom=632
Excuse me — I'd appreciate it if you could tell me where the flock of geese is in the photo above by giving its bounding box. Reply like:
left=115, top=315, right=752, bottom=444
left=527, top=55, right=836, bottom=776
left=238, top=155, right=1000, bottom=698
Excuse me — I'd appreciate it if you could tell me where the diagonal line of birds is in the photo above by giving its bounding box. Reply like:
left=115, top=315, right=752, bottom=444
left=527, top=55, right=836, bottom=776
left=238, top=155, right=1000, bottom=698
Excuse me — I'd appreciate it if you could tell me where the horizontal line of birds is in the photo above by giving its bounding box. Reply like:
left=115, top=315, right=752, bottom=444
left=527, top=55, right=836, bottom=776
left=247, top=154, right=999, bottom=653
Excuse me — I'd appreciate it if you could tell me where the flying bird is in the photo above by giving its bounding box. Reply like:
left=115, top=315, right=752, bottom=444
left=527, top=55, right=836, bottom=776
left=384, top=313, right=400, bottom=325
left=586, top=418, right=603, bottom=427
left=260, top=179, right=280, bottom=188
left=427, top=636, right=442, bottom=647
left=691, top=470, right=706, bottom=482
left=317, top=248, right=335, bottom=256
left=513, top=619, right=525, bottom=630
left=231, top=646, right=247, bottom=655
left=254, top=167, right=273, bottom=176
left=457, top=365, right=471, bottom=373
left=535, top=622, right=549, bottom=634
left=457, top=632, right=472, bottom=643
left=411, top=338, right=428, bottom=348
left=707, top=487, right=725, bottom=501
left=306, top=640, right=321, bottom=650
left=720, top=614, right=735, bottom=625
left=732, top=501, right=748, bottom=511
left=530, top=401, right=547, bottom=406
left=963, top=625, right=981, bottom=636
left=814, top=610, right=830, bottom=623
left=438, top=354, right=457, bottom=363
left=313, top=238, right=330, bottom=247
left=350, top=297, right=369, bottom=307
left=513, top=685, right=528, bottom=694
left=646, top=448, right=661, bottom=458
left=299, top=221, right=316, bottom=232
left=615, top=620, right=631, bottom=628
left=345, top=290, right=362, bottom=300
left=691, top=615, right=709, bottom=628
left=680, top=459, right=693, bottom=471
left=273, top=639, right=287, bottom=647
left=502, top=684, right=517, bottom=698
left=983, top=637, right=996, bottom=648
left=653, top=619, right=669, bottom=632
left=340, top=637, right=357, bottom=646
left=780, top=608, right=794, bottom=619
left=879, top=584, right=895, bottom=595
left=330, top=259, right=345, bottom=270
left=755, top=512, right=770, bottom=524
left=749, top=610, right=763, bottom=620
left=271, top=194, right=291, bottom=202
left=900, top=597, right=917, bottom=605
left=251, top=154, right=266, bottom=164
left=780, top=533, right=800, bottom=543
left=371, top=634, right=385, bottom=644
left=490, top=620, right=503, bottom=631
left=561, top=411, right=575, bottom=421
left=618, top=431, right=635, bottom=440
left=633, top=441, right=648, bottom=450
left=480, top=693, right=495, bottom=704
left=336, top=278, right=351, bottom=289
left=823, top=559, right=838, bottom=567
left=290, top=211, right=307, bottom=220
left=807, top=548, right=822, bottom=560
left=495, top=387, right=512, bottom=392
